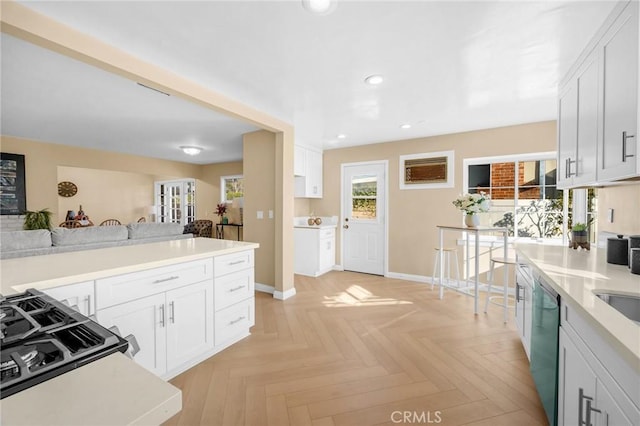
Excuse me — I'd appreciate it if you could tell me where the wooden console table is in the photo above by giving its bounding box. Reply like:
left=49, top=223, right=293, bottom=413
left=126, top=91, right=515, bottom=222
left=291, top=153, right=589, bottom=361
left=215, top=223, right=243, bottom=241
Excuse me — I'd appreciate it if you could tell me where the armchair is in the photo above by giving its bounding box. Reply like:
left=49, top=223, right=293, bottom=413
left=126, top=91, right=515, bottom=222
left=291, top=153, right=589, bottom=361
left=183, top=219, right=213, bottom=238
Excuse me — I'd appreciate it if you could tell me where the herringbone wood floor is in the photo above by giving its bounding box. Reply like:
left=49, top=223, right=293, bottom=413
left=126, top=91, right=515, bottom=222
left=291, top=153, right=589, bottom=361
left=165, top=271, right=547, bottom=426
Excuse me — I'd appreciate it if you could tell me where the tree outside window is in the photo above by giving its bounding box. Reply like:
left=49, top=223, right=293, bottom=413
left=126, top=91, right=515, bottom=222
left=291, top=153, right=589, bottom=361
left=221, top=175, right=243, bottom=203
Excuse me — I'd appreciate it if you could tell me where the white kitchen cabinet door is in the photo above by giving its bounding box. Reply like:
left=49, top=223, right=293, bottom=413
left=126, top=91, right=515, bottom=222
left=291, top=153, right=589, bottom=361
left=598, top=1, right=638, bottom=181
left=594, top=378, right=636, bottom=426
left=319, top=235, right=335, bottom=273
left=295, top=147, right=323, bottom=198
left=574, top=50, right=599, bottom=186
left=97, top=293, right=167, bottom=376
left=558, top=327, right=597, bottom=426
left=294, top=145, right=306, bottom=176
left=43, top=281, right=95, bottom=316
left=165, top=281, right=214, bottom=372
left=557, top=79, right=578, bottom=188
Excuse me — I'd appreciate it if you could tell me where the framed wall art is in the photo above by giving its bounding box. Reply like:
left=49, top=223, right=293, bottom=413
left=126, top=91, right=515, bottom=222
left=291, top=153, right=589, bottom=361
left=0, top=153, right=26, bottom=215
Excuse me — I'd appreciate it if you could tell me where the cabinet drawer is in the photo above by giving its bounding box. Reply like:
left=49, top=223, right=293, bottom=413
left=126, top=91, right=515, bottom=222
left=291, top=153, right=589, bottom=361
left=319, top=228, right=335, bottom=240
left=214, top=250, right=254, bottom=277
left=215, top=297, right=254, bottom=346
left=43, top=281, right=95, bottom=316
left=215, top=268, right=255, bottom=311
left=96, top=258, right=213, bottom=309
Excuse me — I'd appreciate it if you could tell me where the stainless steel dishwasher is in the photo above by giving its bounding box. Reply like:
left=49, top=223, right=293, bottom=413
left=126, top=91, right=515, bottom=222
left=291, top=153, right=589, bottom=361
left=529, top=271, right=560, bottom=426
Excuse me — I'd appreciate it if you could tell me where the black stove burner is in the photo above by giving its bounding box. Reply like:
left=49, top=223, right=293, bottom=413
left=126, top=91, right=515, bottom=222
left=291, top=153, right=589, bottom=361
left=0, top=289, right=128, bottom=399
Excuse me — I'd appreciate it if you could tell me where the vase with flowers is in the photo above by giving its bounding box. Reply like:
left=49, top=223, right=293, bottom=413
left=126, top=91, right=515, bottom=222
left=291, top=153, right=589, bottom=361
left=452, top=192, right=490, bottom=227
left=215, top=202, right=228, bottom=224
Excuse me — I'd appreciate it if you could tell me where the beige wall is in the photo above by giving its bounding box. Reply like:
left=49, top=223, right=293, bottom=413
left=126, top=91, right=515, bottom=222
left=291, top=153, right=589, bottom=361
left=597, top=183, right=640, bottom=236
left=310, top=121, right=557, bottom=277
left=243, top=130, right=276, bottom=287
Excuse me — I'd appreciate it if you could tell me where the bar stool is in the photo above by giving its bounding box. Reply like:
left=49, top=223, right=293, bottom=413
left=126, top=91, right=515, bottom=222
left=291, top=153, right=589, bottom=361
left=431, top=247, right=461, bottom=291
left=484, top=244, right=517, bottom=323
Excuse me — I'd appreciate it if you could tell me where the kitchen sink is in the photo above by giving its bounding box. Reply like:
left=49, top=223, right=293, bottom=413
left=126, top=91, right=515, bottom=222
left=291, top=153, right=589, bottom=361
left=594, top=292, right=640, bottom=324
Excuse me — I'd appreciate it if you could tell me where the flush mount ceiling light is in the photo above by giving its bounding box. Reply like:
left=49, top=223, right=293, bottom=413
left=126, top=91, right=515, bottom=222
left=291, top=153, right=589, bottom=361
left=337, top=134, right=347, bottom=139
left=400, top=124, right=412, bottom=129
left=364, top=74, right=384, bottom=85
left=180, top=146, right=202, bottom=156
left=302, top=0, right=337, bottom=15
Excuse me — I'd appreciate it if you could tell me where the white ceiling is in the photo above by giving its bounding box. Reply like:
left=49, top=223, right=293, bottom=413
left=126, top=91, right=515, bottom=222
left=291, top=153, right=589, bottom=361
left=2, top=1, right=617, bottom=164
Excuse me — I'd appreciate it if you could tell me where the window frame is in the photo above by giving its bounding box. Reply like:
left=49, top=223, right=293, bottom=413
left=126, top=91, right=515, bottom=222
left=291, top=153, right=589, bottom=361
left=220, top=174, right=244, bottom=203
left=399, top=150, right=454, bottom=190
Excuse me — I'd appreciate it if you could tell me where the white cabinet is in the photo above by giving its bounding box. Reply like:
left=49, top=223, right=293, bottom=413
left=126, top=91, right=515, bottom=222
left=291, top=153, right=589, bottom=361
left=213, top=251, right=255, bottom=348
left=558, top=302, right=640, bottom=426
left=514, top=264, right=532, bottom=359
left=294, top=227, right=335, bottom=277
left=43, top=280, right=95, bottom=316
left=558, top=1, right=639, bottom=187
left=598, top=1, right=639, bottom=181
left=557, top=50, right=599, bottom=188
left=294, top=145, right=323, bottom=198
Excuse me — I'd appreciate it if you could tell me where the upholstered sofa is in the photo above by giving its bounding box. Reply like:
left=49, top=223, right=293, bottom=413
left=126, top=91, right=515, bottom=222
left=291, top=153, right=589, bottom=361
left=183, top=219, right=213, bottom=238
left=0, top=223, right=193, bottom=260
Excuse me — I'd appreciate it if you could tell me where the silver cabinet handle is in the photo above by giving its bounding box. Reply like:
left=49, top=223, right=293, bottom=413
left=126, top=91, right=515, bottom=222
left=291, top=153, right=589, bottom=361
left=85, top=294, right=92, bottom=316
left=229, top=316, right=245, bottom=325
left=169, top=301, right=175, bottom=324
left=153, top=275, right=179, bottom=284
left=229, top=285, right=245, bottom=293
left=516, top=284, right=523, bottom=302
left=579, top=388, right=600, bottom=426
left=228, top=260, right=244, bottom=266
left=566, top=157, right=576, bottom=178
left=585, top=396, right=601, bottom=426
left=622, top=131, right=635, bottom=162
left=159, top=304, right=165, bottom=328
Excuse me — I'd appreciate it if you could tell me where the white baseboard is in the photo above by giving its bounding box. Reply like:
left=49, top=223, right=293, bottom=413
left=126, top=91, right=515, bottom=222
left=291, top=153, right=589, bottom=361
left=386, top=271, right=431, bottom=283
left=274, top=287, right=297, bottom=300
left=255, top=283, right=275, bottom=294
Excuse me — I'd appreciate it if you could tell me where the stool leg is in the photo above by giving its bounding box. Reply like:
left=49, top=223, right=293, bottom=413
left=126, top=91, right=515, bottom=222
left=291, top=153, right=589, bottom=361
left=503, top=263, right=510, bottom=323
left=431, top=251, right=439, bottom=290
left=453, top=250, right=461, bottom=288
left=445, top=252, right=451, bottom=286
left=484, top=259, right=495, bottom=313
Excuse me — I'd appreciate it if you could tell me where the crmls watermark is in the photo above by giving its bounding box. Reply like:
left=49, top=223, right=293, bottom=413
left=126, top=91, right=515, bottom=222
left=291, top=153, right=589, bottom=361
left=390, top=411, right=442, bottom=424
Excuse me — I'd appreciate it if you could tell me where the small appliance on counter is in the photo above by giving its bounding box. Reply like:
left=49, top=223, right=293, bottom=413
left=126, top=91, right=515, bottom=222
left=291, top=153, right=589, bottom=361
left=607, top=235, right=629, bottom=266
left=629, top=235, right=640, bottom=271
left=630, top=248, right=640, bottom=275
left=0, top=289, right=130, bottom=399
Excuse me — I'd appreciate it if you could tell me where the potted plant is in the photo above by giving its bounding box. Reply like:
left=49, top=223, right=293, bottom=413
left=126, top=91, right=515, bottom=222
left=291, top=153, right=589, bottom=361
left=215, top=203, right=228, bottom=224
left=570, top=221, right=592, bottom=250
left=452, top=192, right=491, bottom=227
left=23, top=208, right=53, bottom=230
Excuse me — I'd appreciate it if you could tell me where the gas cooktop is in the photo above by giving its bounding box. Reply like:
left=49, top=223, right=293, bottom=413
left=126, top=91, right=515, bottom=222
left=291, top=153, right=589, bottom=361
left=0, top=289, right=128, bottom=399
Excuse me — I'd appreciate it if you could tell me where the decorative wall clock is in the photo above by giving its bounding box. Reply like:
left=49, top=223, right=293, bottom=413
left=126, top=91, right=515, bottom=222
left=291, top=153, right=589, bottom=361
left=58, top=181, right=78, bottom=197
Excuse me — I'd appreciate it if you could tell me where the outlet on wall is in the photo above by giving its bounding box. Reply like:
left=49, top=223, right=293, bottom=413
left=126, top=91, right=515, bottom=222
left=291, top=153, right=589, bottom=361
left=268, top=210, right=273, bottom=219
left=257, top=210, right=263, bottom=219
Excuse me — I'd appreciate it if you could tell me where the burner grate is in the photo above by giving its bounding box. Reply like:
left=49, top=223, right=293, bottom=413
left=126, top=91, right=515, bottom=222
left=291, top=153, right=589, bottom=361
left=52, top=324, right=104, bottom=354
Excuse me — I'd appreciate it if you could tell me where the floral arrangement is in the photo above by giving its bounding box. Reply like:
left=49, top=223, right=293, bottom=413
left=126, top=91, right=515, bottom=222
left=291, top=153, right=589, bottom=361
left=215, top=203, right=227, bottom=218
left=452, top=192, right=490, bottom=215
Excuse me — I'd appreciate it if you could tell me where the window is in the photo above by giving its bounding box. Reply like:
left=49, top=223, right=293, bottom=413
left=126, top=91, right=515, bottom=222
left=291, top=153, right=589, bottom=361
left=155, top=179, right=195, bottom=225
left=220, top=175, right=244, bottom=203
left=464, top=152, right=595, bottom=243
left=351, top=175, right=378, bottom=219
left=399, top=151, right=454, bottom=189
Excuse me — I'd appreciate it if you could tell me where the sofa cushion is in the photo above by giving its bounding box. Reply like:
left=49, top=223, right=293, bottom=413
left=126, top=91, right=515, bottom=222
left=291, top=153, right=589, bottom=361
left=0, top=229, right=52, bottom=251
left=51, top=225, right=128, bottom=246
left=127, top=222, right=183, bottom=240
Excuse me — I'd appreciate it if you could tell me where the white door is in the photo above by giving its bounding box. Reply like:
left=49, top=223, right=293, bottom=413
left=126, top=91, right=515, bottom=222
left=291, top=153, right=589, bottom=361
left=165, top=282, right=214, bottom=372
left=97, top=293, right=167, bottom=376
left=342, top=162, right=386, bottom=275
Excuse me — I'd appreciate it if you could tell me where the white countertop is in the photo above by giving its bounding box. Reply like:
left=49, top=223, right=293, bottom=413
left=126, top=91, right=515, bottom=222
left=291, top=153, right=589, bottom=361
left=0, top=237, right=259, bottom=295
left=0, top=238, right=259, bottom=424
left=0, top=353, right=182, bottom=426
left=293, top=215, right=338, bottom=230
left=515, top=244, right=640, bottom=371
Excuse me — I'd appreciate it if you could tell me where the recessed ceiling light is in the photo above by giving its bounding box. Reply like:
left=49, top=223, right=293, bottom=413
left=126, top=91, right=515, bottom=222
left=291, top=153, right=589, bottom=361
left=180, top=146, right=202, bottom=156
left=337, top=134, right=346, bottom=139
left=400, top=124, right=412, bottom=129
left=302, top=0, right=337, bottom=15
left=364, top=75, right=384, bottom=85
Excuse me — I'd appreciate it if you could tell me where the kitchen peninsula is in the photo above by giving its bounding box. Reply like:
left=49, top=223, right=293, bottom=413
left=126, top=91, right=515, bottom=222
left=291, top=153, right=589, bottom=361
left=0, top=237, right=259, bottom=425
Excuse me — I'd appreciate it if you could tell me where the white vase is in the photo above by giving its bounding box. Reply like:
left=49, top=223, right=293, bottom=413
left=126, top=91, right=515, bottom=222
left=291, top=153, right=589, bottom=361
left=465, top=213, right=479, bottom=228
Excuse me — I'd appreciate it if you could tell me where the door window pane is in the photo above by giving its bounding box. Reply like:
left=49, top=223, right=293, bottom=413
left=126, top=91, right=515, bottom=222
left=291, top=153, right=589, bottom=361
left=351, top=175, right=377, bottom=219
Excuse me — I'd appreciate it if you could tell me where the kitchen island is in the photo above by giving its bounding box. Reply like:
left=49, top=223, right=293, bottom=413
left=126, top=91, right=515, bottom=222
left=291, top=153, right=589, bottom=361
left=0, top=238, right=259, bottom=425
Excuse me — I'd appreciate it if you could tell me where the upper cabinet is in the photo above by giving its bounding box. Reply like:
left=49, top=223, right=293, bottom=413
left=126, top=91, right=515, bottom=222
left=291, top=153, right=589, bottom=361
left=557, top=1, right=639, bottom=189
left=294, top=145, right=323, bottom=198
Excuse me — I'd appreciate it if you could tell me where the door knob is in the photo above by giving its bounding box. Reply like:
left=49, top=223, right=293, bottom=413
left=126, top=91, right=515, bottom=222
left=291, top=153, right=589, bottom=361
left=343, top=224, right=349, bottom=229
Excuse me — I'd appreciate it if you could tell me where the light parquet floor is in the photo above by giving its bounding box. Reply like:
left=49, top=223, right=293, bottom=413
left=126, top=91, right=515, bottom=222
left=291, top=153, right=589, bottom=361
left=165, top=271, right=547, bottom=426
